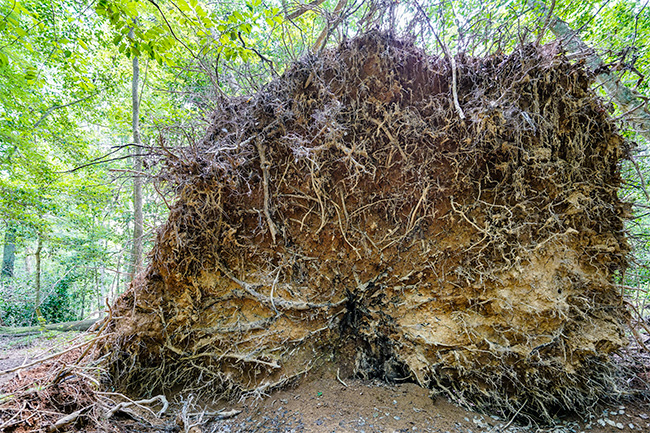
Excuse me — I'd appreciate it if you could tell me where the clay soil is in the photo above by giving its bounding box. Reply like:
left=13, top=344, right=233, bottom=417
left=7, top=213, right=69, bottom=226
left=1, top=332, right=648, bottom=433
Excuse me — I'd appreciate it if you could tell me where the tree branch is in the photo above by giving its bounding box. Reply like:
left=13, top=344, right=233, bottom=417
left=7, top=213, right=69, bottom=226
left=413, top=0, right=465, bottom=120
left=33, top=93, right=99, bottom=128
left=286, top=0, right=328, bottom=20
left=312, top=0, right=347, bottom=52
left=528, top=0, right=650, bottom=144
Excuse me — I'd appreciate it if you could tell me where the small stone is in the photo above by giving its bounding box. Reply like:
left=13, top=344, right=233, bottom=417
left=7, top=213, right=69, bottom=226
left=629, top=423, right=635, bottom=429
left=639, top=414, right=649, bottom=420
left=394, top=416, right=401, bottom=420
left=464, top=417, right=470, bottom=422
left=597, top=419, right=606, bottom=427
left=615, top=423, right=624, bottom=430
left=605, top=419, right=616, bottom=427
left=619, top=410, right=625, bottom=415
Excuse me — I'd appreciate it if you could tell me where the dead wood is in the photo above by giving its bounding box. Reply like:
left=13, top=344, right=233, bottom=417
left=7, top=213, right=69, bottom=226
left=0, top=318, right=98, bottom=337
left=100, top=32, right=632, bottom=422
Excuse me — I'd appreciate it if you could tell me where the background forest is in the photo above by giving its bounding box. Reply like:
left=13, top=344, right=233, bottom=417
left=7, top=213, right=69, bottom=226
left=0, top=0, right=648, bottom=327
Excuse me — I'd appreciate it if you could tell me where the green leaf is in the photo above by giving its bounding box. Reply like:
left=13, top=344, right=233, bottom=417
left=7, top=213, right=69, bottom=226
left=24, top=65, right=37, bottom=81
left=201, top=16, right=213, bottom=28
left=0, top=52, right=8, bottom=68
left=14, top=26, right=28, bottom=38
left=177, top=0, right=191, bottom=12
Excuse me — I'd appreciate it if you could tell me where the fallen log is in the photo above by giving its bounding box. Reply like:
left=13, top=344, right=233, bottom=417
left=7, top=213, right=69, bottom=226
left=0, top=319, right=98, bottom=337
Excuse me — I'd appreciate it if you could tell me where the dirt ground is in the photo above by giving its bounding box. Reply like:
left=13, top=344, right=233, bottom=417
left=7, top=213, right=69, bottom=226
left=0, top=332, right=648, bottom=433
left=0, top=331, right=89, bottom=387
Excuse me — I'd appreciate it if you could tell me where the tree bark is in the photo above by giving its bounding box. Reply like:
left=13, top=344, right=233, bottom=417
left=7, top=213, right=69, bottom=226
left=0, top=318, right=98, bottom=336
left=2, top=225, right=16, bottom=278
left=79, top=289, right=85, bottom=320
left=529, top=0, right=650, bottom=143
left=34, top=235, right=43, bottom=321
left=24, top=247, right=32, bottom=275
left=131, top=53, right=144, bottom=281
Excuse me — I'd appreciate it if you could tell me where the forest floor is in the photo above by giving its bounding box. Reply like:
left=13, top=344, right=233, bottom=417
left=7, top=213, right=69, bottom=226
left=0, top=331, right=648, bottom=433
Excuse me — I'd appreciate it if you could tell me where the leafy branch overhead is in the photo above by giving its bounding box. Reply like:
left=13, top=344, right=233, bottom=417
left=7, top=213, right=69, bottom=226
left=95, top=0, right=283, bottom=66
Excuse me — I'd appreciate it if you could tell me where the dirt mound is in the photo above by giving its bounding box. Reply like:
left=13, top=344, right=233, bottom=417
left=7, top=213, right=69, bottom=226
left=102, top=33, right=630, bottom=420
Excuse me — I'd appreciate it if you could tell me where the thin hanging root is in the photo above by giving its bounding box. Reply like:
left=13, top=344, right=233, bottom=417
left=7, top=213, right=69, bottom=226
left=336, top=368, right=348, bottom=387
left=369, top=118, right=408, bottom=161
left=256, top=139, right=279, bottom=244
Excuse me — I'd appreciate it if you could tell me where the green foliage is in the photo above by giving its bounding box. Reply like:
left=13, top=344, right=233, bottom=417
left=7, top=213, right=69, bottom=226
left=0, top=278, right=35, bottom=327
left=40, top=273, right=78, bottom=323
left=0, top=0, right=649, bottom=324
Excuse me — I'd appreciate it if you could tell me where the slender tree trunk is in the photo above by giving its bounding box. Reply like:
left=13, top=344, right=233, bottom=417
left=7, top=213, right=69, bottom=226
left=95, top=265, right=102, bottom=315
left=34, top=236, right=43, bottom=321
left=131, top=53, right=144, bottom=281
left=24, top=247, right=32, bottom=275
left=530, top=0, right=650, bottom=143
left=2, top=225, right=16, bottom=278
left=80, top=289, right=85, bottom=320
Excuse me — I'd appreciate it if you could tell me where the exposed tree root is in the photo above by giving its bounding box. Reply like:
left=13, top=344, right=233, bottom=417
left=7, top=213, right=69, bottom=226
left=100, top=32, right=632, bottom=422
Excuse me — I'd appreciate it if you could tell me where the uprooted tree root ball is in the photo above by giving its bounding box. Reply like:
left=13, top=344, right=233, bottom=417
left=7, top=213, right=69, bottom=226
left=102, top=33, right=631, bottom=421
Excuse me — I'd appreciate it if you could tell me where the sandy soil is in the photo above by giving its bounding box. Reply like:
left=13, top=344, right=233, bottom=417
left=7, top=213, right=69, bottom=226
left=0, top=332, right=648, bottom=433
left=201, top=367, right=649, bottom=433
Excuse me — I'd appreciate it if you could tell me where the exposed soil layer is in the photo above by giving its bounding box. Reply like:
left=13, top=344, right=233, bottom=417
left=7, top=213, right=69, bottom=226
left=102, top=32, right=630, bottom=420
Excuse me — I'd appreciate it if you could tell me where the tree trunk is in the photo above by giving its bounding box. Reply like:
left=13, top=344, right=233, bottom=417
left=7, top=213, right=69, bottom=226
left=34, top=235, right=43, bottom=321
left=80, top=289, right=85, bottom=320
left=131, top=53, right=144, bottom=281
left=530, top=0, right=650, bottom=143
left=95, top=265, right=103, bottom=315
left=112, top=255, right=121, bottom=300
left=24, top=247, right=32, bottom=275
left=0, top=318, right=98, bottom=337
left=2, top=225, right=16, bottom=278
